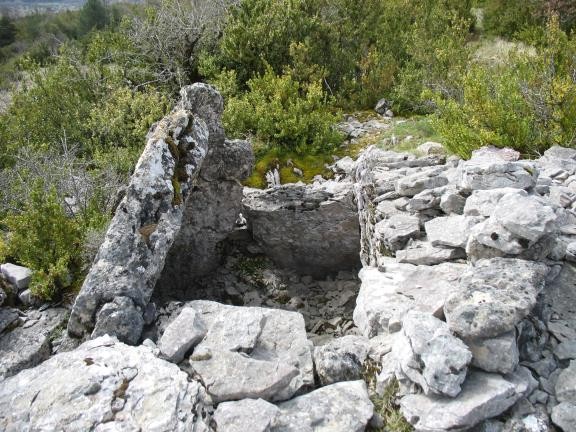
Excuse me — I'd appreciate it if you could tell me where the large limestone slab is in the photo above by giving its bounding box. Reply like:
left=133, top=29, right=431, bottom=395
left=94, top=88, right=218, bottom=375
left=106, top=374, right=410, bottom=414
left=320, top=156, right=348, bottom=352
left=425, top=215, right=483, bottom=248
left=187, top=301, right=313, bottom=403
left=445, top=258, right=548, bottom=338
left=0, top=335, right=212, bottom=431
left=243, top=180, right=360, bottom=277
left=213, top=381, right=373, bottom=432
left=400, top=367, right=537, bottom=432
left=457, top=155, right=538, bottom=191
left=353, top=259, right=466, bottom=337
left=395, top=311, right=472, bottom=397
left=396, top=241, right=466, bottom=265
left=395, top=167, right=448, bottom=197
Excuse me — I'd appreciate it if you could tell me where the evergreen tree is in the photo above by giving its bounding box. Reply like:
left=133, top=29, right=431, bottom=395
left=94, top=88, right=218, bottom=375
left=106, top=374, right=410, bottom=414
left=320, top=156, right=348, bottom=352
left=0, top=14, right=16, bottom=47
left=78, top=0, right=109, bottom=35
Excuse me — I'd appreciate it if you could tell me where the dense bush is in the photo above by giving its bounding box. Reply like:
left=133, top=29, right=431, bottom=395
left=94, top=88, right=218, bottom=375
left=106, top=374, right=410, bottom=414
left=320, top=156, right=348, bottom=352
left=224, top=66, right=342, bottom=154
left=1, top=184, right=83, bottom=300
left=434, top=16, right=576, bottom=158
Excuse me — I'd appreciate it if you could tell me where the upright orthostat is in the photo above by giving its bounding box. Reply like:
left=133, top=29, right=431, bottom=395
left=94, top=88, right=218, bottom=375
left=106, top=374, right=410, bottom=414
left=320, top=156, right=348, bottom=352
left=67, top=84, right=254, bottom=344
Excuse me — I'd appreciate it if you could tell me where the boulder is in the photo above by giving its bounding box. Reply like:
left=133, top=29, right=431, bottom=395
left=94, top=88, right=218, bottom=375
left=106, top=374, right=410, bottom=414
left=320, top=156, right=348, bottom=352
left=374, top=214, right=421, bottom=252
left=400, top=367, right=537, bottom=432
left=0, top=335, right=212, bottom=431
left=418, top=141, right=446, bottom=156
left=353, top=260, right=466, bottom=337
left=425, top=215, right=483, bottom=248
left=464, top=332, right=519, bottom=374
left=158, top=307, right=207, bottom=363
left=0, top=307, right=67, bottom=380
left=187, top=301, right=313, bottom=403
left=243, top=180, right=360, bottom=277
left=395, top=311, right=472, bottom=397
left=445, top=258, right=548, bottom=338
left=375, top=98, right=391, bottom=115
left=213, top=381, right=373, bottom=432
left=313, top=335, right=370, bottom=385
left=538, top=146, right=576, bottom=174
left=0, top=263, right=32, bottom=291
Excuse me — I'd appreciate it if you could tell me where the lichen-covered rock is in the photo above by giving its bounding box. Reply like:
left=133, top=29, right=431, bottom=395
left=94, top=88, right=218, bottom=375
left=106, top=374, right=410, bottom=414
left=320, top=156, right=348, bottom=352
left=395, top=311, right=472, bottom=397
left=445, top=258, right=549, bottom=338
left=0, top=335, right=212, bottom=431
left=186, top=301, right=313, bottom=403
left=353, top=260, right=466, bottom=337
left=243, top=180, right=360, bottom=277
left=313, top=335, right=370, bottom=385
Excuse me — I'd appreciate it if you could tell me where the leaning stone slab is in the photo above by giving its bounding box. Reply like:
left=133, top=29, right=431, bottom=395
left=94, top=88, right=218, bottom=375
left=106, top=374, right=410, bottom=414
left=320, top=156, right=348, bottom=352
left=353, top=259, right=466, bottom=337
left=158, top=307, right=207, bottom=363
left=0, top=263, right=32, bottom=291
left=395, top=311, right=472, bottom=397
left=0, top=335, right=212, bottom=431
left=445, top=258, right=549, bottom=339
left=400, top=367, right=537, bottom=432
left=68, top=84, right=253, bottom=345
left=187, top=301, right=313, bottom=403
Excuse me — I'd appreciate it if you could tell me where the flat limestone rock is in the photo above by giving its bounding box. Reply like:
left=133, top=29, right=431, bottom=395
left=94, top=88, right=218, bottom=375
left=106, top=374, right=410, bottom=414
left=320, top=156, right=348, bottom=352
left=158, top=307, right=207, bottom=363
left=187, top=301, right=313, bottom=403
left=395, top=311, right=472, bottom=397
left=213, top=381, right=373, bottom=432
left=396, top=241, right=465, bottom=265
left=353, top=259, right=466, bottom=337
left=0, top=335, right=212, bottom=431
left=0, top=307, right=67, bottom=380
left=445, top=258, right=548, bottom=338
left=457, top=156, right=537, bottom=191
left=395, top=167, right=448, bottom=197
left=425, top=215, right=483, bottom=248
left=400, top=367, right=537, bottom=432
left=375, top=214, right=421, bottom=252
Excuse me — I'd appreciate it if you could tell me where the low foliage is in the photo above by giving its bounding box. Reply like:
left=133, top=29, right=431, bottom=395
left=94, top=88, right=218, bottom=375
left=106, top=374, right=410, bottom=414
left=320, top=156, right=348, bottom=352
left=369, top=380, right=413, bottom=432
left=2, top=184, right=83, bottom=300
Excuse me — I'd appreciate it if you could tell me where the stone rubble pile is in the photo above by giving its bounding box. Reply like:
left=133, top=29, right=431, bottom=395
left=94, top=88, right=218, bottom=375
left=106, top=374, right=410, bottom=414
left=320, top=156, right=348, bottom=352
left=1, top=88, right=576, bottom=432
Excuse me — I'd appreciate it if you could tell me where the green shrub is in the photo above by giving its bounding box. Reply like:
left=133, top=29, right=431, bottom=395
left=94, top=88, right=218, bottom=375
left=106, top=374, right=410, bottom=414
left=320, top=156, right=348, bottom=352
left=223, top=66, right=342, bottom=154
left=2, top=184, right=83, bottom=300
left=434, top=16, right=576, bottom=158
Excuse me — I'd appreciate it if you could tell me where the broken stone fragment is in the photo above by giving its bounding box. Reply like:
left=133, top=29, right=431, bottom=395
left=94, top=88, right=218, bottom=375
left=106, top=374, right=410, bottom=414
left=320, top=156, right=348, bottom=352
left=394, top=311, right=472, bottom=397
left=313, top=335, right=370, bottom=386
left=158, top=307, right=207, bottom=363
left=464, top=331, right=519, bottom=374
left=0, top=263, right=32, bottom=291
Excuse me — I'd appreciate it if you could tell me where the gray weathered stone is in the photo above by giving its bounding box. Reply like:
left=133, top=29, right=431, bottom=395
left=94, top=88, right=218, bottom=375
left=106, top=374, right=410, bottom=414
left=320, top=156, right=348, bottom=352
left=395, top=311, right=472, bottom=397
left=555, top=340, right=576, bottom=361
left=395, top=167, right=448, bottom=197
left=418, top=141, right=446, bottom=156
left=0, top=307, right=19, bottom=334
left=158, top=307, right=207, bottom=363
left=0, top=263, right=32, bottom=291
left=543, top=263, right=576, bottom=344
left=445, top=258, right=549, bottom=338
left=463, top=188, right=524, bottom=217
left=464, top=332, right=519, bottom=374
left=0, top=308, right=69, bottom=380
left=551, top=402, right=576, bottom=432
left=243, top=181, right=360, bottom=277
left=556, top=360, right=576, bottom=404
left=273, top=380, right=373, bottom=432
left=187, top=301, right=313, bottom=403
left=354, top=260, right=466, bottom=337
left=440, top=188, right=467, bottom=215
left=425, top=215, right=483, bottom=248
left=375, top=214, right=421, bottom=252
left=396, top=241, right=466, bottom=265
left=313, top=335, right=370, bottom=385
left=0, top=335, right=212, bottom=431
left=401, top=368, right=537, bottom=432
left=213, top=398, right=280, bottom=432
left=457, top=155, right=538, bottom=191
